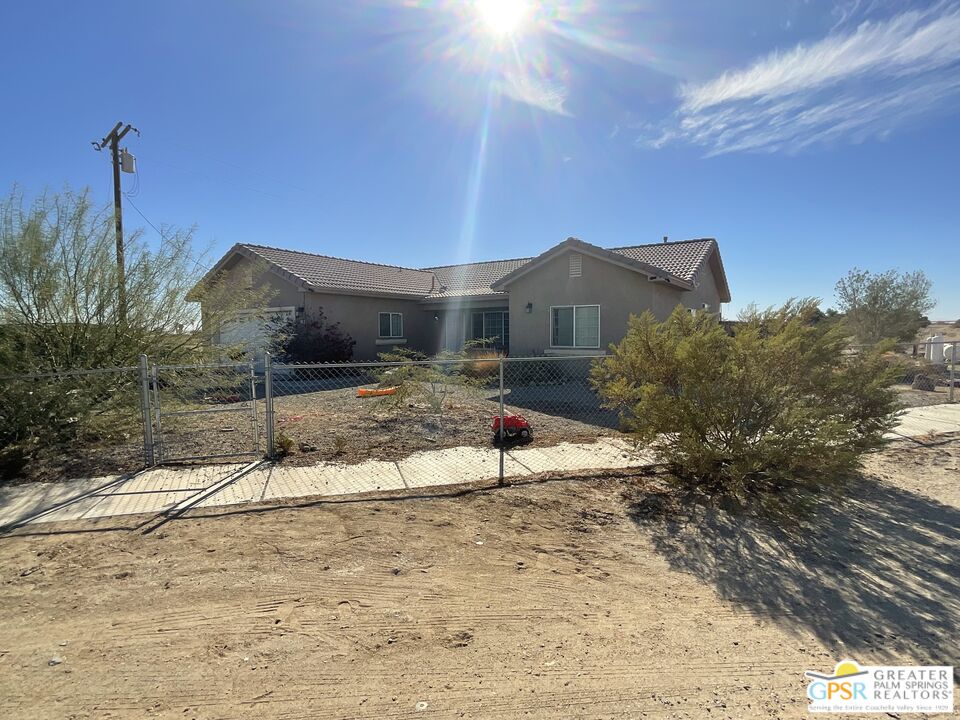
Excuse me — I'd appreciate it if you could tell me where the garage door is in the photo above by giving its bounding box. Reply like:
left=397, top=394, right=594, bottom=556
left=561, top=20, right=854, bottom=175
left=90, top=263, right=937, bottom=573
left=219, top=306, right=296, bottom=361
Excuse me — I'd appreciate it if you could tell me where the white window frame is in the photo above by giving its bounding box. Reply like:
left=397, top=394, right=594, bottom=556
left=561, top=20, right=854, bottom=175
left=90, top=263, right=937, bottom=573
left=549, top=304, right=600, bottom=349
left=378, top=312, right=404, bottom=339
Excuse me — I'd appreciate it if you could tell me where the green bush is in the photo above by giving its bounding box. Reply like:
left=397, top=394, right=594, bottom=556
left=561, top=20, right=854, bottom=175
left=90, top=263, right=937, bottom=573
left=0, top=371, right=139, bottom=480
left=591, top=302, right=901, bottom=498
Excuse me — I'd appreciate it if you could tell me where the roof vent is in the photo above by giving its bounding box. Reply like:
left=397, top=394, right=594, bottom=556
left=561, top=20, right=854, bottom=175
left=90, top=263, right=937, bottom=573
left=569, top=253, right=582, bottom=278
left=663, top=235, right=668, bottom=243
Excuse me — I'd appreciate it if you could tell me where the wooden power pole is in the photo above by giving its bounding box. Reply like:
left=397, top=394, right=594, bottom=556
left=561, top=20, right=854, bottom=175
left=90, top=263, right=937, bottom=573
left=93, top=121, right=139, bottom=324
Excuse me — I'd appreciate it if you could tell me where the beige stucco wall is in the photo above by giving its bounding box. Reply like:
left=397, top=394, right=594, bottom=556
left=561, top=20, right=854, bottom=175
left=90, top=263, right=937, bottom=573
left=304, top=292, right=436, bottom=360
left=204, top=249, right=726, bottom=360
left=504, top=250, right=724, bottom=356
left=202, top=254, right=308, bottom=345
left=203, top=254, right=437, bottom=359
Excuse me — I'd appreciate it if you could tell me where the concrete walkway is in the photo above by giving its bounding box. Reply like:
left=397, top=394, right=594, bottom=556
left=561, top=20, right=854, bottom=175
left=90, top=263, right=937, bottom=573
left=0, top=438, right=652, bottom=530
left=1, top=404, right=957, bottom=531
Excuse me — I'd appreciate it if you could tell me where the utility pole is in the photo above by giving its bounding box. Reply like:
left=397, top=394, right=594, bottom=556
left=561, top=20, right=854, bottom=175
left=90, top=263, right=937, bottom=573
left=93, top=121, right=139, bottom=324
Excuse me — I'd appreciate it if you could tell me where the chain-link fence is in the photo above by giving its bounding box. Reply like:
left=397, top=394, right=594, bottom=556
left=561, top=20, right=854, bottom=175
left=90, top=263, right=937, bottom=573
left=850, top=339, right=959, bottom=407
left=150, top=362, right=265, bottom=464
left=2, top=343, right=956, bottom=487
left=265, top=355, right=638, bottom=487
left=0, top=366, right=146, bottom=483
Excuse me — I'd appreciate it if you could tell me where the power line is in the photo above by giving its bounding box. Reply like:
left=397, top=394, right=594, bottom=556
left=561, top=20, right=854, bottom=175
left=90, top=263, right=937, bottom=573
left=123, top=194, right=164, bottom=239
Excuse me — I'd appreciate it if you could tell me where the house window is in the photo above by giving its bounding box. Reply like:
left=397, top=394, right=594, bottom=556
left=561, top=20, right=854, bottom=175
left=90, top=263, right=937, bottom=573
left=551, top=305, right=599, bottom=348
left=470, top=311, right=509, bottom=351
left=569, top=253, right=582, bottom=277
left=378, top=312, right=403, bottom=338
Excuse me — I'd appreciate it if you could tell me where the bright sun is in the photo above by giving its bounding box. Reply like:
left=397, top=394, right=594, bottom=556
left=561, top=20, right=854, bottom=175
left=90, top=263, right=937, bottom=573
left=475, top=0, right=531, bottom=37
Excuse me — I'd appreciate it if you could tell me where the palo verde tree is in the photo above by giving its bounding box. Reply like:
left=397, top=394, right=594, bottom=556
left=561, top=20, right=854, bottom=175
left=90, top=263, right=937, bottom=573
left=834, top=268, right=935, bottom=344
left=0, top=185, right=273, bottom=371
left=0, top=186, right=273, bottom=478
left=591, top=302, right=901, bottom=501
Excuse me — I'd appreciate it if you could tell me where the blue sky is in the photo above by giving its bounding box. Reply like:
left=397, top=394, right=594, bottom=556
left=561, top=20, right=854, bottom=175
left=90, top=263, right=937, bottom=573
left=2, top=0, right=959, bottom=318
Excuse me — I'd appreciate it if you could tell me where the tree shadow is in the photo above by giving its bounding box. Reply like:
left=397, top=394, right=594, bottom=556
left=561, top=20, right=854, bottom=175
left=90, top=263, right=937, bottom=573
left=503, top=383, right=620, bottom=430
left=624, top=476, right=960, bottom=665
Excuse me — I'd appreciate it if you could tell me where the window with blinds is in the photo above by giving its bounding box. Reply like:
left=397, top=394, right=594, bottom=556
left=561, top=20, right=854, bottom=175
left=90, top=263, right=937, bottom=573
left=551, top=305, right=599, bottom=348
left=378, top=312, right=403, bottom=338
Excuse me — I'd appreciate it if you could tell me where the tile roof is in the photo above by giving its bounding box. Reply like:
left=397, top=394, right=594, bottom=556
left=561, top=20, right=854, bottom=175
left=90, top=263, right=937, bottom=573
left=609, top=239, right=716, bottom=285
left=422, top=258, right=532, bottom=298
left=241, top=244, right=435, bottom=297
left=230, top=238, right=727, bottom=302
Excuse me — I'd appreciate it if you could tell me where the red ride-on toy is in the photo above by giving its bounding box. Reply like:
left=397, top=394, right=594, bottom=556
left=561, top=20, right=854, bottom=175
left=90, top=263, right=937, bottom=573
left=492, top=414, right=532, bottom=443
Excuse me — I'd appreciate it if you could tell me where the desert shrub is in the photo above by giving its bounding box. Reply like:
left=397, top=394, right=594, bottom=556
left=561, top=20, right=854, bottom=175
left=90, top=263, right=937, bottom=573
left=274, top=429, right=295, bottom=458
left=0, top=370, right=139, bottom=480
left=0, top=187, right=273, bottom=480
left=461, top=348, right=500, bottom=381
left=270, top=310, right=354, bottom=364
left=591, top=302, right=901, bottom=499
left=373, top=347, right=482, bottom=422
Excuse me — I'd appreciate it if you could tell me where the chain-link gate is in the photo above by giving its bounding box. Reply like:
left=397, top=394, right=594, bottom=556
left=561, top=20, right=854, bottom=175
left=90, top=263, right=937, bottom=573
left=148, top=361, right=262, bottom=463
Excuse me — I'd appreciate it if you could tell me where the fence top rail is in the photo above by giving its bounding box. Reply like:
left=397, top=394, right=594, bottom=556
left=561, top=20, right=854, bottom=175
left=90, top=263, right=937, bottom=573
left=0, top=366, right=138, bottom=381
left=504, top=355, right=608, bottom=363
left=272, top=355, right=608, bottom=371
left=153, top=362, right=252, bottom=371
left=274, top=359, right=482, bottom=370
left=848, top=341, right=960, bottom=350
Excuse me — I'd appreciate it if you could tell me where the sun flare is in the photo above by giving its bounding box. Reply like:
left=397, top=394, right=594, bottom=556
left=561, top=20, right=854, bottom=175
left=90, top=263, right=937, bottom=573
left=475, top=0, right=531, bottom=37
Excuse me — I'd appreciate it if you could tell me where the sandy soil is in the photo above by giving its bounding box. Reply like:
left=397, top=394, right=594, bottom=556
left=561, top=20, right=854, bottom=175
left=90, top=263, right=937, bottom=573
left=893, top=383, right=958, bottom=408
left=1, top=436, right=957, bottom=719
left=13, top=380, right=618, bottom=483
left=271, top=383, right=617, bottom=467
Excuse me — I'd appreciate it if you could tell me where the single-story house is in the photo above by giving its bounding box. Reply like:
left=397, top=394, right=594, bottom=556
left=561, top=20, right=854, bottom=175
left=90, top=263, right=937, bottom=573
left=192, top=236, right=731, bottom=359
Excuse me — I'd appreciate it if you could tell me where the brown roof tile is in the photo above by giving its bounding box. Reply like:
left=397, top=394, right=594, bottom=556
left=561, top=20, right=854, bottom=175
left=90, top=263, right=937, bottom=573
left=242, top=244, right=435, bottom=297
left=422, top=258, right=532, bottom=298
left=233, top=238, right=728, bottom=302
left=609, top=239, right=717, bottom=285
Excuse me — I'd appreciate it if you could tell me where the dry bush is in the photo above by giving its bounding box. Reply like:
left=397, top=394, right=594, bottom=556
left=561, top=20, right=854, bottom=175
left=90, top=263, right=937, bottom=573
left=592, top=302, right=901, bottom=500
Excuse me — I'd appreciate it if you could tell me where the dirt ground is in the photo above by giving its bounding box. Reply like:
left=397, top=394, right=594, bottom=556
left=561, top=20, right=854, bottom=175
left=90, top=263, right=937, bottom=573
left=895, top=383, right=958, bottom=407
left=1, top=436, right=957, bottom=719
left=128, top=381, right=617, bottom=470
left=271, top=383, right=617, bottom=467
left=14, top=381, right=618, bottom=484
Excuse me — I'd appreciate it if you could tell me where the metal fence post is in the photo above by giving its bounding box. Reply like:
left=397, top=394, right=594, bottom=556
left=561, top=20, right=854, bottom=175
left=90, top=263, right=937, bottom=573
left=950, top=349, right=956, bottom=404
left=151, top=363, right=163, bottom=464
left=264, top=352, right=276, bottom=459
left=498, top=356, right=505, bottom=485
left=138, top=354, right=155, bottom=466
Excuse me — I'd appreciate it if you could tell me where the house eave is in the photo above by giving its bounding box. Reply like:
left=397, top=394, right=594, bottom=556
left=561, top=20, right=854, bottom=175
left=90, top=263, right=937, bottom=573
left=491, top=237, right=694, bottom=292
left=418, top=292, right=510, bottom=306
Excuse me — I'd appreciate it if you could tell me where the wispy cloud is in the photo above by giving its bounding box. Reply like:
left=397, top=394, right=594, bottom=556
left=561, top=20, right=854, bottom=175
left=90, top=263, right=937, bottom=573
left=495, top=70, right=571, bottom=116
left=647, top=3, right=960, bottom=155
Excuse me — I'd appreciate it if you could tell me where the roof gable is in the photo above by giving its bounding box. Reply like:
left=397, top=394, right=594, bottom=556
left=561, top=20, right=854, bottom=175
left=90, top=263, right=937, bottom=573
left=490, top=237, right=697, bottom=293
left=192, top=237, right=731, bottom=303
